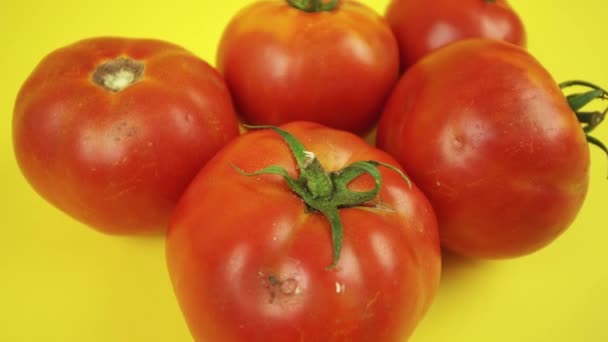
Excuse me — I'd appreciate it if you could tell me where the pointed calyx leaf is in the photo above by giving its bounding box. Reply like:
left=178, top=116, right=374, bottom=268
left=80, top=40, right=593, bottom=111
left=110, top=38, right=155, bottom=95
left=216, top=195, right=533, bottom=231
left=560, top=80, right=608, bottom=175
left=233, top=125, right=411, bottom=269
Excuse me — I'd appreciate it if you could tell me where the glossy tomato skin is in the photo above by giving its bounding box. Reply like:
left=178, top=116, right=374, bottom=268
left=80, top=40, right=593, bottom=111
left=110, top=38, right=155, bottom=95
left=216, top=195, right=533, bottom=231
left=217, top=1, right=399, bottom=134
left=385, top=0, right=525, bottom=71
left=13, top=37, right=240, bottom=234
left=377, top=39, right=589, bottom=258
left=167, top=122, right=441, bottom=341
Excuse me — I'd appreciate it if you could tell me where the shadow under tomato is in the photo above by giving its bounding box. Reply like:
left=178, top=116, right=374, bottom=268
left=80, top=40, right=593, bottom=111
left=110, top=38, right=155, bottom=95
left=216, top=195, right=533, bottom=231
left=115, top=230, right=166, bottom=251
left=439, top=249, right=490, bottom=284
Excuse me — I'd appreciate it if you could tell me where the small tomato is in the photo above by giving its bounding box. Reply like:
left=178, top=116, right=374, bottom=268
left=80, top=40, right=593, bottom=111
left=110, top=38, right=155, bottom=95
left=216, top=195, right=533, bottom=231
left=385, top=0, right=525, bottom=71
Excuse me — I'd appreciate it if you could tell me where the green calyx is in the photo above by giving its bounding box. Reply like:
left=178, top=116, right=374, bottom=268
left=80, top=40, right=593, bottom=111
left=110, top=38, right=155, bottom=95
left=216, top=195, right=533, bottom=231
left=560, top=80, right=608, bottom=169
left=287, top=0, right=339, bottom=12
left=233, top=125, right=411, bottom=269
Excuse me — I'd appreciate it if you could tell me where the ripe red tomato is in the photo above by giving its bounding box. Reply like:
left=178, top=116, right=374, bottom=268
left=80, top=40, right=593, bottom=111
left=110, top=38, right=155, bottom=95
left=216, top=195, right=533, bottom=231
left=13, top=37, right=240, bottom=235
left=217, top=0, right=399, bottom=134
left=376, top=39, right=590, bottom=258
left=166, top=122, right=440, bottom=341
left=385, top=0, right=526, bottom=71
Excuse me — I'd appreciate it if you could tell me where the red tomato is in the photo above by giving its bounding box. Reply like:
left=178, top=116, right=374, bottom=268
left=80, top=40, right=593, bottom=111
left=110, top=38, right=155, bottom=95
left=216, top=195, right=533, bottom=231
left=376, top=39, right=589, bottom=258
left=166, top=122, right=440, bottom=341
left=13, top=37, right=240, bottom=235
left=217, top=0, right=399, bottom=134
left=385, top=0, right=525, bottom=71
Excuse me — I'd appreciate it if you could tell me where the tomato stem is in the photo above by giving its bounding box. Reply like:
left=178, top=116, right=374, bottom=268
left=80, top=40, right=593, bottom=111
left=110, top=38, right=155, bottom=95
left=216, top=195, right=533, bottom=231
left=92, top=57, right=144, bottom=93
left=560, top=80, right=608, bottom=177
left=287, top=0, right=339, bottom=12
left=233, top=125, right=410, bottom=269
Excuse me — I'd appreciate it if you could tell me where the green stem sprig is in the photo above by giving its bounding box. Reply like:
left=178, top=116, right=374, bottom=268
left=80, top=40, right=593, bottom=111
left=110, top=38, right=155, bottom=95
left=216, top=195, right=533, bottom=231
left=287, top=0, right=339, bottom=12
left=560, top=80, right=608, bottom=170
left=233, top=125, right=410, bottom=269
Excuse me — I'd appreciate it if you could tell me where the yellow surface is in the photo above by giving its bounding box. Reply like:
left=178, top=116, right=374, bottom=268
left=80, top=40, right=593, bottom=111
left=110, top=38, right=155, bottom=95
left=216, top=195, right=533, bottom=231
left=1, top=1, right=606, bottom=341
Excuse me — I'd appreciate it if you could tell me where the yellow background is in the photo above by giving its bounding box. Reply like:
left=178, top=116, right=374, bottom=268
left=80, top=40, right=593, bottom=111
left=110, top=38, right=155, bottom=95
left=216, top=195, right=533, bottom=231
left=1, top=1, right=606, bottom=341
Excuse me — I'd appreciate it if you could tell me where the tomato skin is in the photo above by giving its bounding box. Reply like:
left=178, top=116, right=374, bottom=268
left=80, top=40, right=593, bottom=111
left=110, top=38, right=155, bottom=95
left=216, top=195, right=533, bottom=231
left=13, top=37, right=239, bottom=234
left=217, top=1, right=399, bottom=134
left=385, top=0, right=525, bottom=71
left=166, top=122, right=440, bottom=341
left=376, top=39, right=589, bottom=258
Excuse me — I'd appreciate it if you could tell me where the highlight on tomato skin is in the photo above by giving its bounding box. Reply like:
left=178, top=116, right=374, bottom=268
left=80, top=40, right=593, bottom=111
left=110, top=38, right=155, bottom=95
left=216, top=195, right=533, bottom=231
left=376, top=39, right=591, bottom=259
left=12, top=36, right=240, bottom=235
left=385, top=0, right=526, bottom=72
left=216, top=0, right=400, bottom=135
left=166, top=121, right=441, bottom=342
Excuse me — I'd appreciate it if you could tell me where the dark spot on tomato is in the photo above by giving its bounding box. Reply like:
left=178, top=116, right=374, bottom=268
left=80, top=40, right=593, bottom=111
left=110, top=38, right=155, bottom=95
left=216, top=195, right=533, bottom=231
left=261, top=273, right=301, bottom=303
left=453, top=136, right=463, bottom=149
left=268, top=274, right=280, bottom=286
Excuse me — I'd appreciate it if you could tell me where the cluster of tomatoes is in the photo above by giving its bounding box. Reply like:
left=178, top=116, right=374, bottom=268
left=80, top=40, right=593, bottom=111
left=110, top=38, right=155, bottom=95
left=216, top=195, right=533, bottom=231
left=12, top=1, right=606, bottom=341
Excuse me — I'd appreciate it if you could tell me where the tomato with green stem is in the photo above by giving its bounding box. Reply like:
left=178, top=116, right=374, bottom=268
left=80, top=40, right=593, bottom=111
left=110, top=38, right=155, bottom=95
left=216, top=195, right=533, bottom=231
left=217, top=0, right=399, bottom=134
left=166, top=122, right=440, bottom=341
left=377, top=39, right=606, bottom=258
